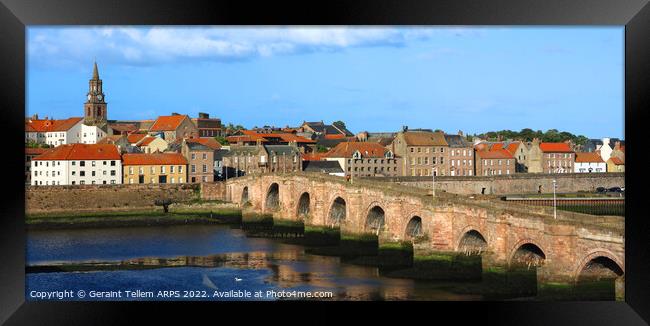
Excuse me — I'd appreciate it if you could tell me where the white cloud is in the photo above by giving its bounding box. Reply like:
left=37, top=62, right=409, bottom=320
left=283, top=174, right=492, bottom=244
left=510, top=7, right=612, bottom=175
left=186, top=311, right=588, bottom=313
left=28, top=26, right=482, bottom=67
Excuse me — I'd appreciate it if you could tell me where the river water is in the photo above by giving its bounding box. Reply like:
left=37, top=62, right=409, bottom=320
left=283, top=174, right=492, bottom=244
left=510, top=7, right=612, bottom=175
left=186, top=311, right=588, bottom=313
left=26, top=225, right=483, bottom=301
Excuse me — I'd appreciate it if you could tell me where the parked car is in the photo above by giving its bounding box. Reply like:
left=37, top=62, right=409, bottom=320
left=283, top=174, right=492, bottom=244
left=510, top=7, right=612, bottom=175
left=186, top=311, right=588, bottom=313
left=608, top=187, right=623, bottom=193
left=596, top=187, right=607, bottom=193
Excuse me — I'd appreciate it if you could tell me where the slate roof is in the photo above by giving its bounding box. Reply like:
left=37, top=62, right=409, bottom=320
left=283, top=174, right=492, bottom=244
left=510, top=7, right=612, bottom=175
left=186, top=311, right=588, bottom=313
left=264, top=145, right=300, bottom=156
left=444, top=134, right=471, bottom=148
left=303, top=160, right=344, bottom=174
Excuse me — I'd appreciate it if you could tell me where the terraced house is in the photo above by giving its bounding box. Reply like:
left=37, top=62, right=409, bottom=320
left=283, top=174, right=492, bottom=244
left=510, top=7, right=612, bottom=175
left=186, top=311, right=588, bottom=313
left=444, top=132, right=474, bottom=176
left=31, top=143, right=122, bottom=185
left=389, top=129, right=448, bottom=176
left=324, top=142, right=400, bottom=177
left=540, top=142, right=575, bottom=174
left=474, top=148, right=516, bottom=176
left=122, top=153, right=188, bottom=184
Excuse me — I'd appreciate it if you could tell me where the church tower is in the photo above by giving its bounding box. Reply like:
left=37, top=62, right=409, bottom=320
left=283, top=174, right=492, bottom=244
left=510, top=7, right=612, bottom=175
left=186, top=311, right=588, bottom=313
left=83, top=61, right=107, bottom=126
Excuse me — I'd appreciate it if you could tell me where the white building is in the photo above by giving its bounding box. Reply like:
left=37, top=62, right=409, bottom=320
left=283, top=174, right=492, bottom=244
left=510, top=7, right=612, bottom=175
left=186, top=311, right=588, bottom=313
left=25, top=116, right=108, bottom=146
left=80, top=124, right=108, bottom=144
left=574, top=152, right=606, bottom=173
left=26, top=117, right=84, bottom=146
left=31, top=143, right=122, bottom=186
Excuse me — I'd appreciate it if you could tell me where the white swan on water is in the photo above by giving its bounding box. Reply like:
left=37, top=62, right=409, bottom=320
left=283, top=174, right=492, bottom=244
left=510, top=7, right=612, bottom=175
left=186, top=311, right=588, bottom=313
left=234, top=277, right=243, bottom=282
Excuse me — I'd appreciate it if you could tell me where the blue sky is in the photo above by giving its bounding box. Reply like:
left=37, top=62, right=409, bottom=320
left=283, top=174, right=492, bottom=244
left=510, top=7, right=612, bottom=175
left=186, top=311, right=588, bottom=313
left=27, top=26, right=624, bottom=139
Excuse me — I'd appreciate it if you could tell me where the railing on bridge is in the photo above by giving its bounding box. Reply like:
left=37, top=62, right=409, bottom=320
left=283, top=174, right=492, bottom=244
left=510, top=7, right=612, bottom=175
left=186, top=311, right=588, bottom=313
left=503, top=196, right=625, bottom=216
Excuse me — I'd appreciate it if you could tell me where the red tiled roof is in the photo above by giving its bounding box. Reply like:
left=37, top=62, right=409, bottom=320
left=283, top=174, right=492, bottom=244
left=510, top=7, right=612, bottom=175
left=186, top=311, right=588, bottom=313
left=301, top=152, right=328, bottom=161
left=33, top=144, right=121, bottom=161
left=122, top=153, right=188, bottom=166
left=25, top=148, right=48, bottom=155
left=609, top=157, right=624, bottom=165
left=137, top=136, right=158, bottom=146
left=324, top=134, right=346, bottom=140
left=326, top=142, right=391, bottom=158
left=26, top=117, right=83, bottom=132
left=491, top=143, right=504, bottom=150
left=127, top=133, right=148, bottom=144
left=476, top=149, right=514, bottom=159
left=150, top=115, right=188, bottom=131
left=187, top=137, right=221, bottom=150
left=539, top=142, right=573, bottom=153
left=575, top=152, right=604, bottom=163
left=505, top=143, right=520, bottom=155
left=110, top=124, right=138, bottom=132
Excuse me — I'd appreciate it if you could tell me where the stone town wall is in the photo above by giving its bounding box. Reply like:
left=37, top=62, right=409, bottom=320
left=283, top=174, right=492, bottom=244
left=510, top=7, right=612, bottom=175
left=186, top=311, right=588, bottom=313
left=364, top=173, right=625, bottom=195
left=26, top=183, right=200, bottom=213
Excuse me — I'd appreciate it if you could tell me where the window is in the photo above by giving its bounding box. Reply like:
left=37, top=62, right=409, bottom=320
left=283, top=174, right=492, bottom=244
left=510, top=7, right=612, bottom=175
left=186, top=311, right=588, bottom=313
left=72, top=171, right=76, bottom=176
left=432, top=157, right=436, bottom=165
left=410, top=148, right=414, bottom=153
left=151, top=166, right=155, bottom=174
left=129, top=167, right=134, bottom=175
left=191, top=153, right=196, bottom=160
left=170, top=177, right=175, bottom=184
left=103, top=161, right=107, bottom=165
left=424, top=157, right=428, bottom=165
left=111, top=161, right=116, bottom=166
left=103, top=171, right=106, bottom=175
left=80, top=180, right=85, bottom=185
left=80, top=161, right=85, bottom=167
left=191, top=165, right=196, bottom=173
left=202, top=153, right=207, bottom=160
left=417, top=148, right=421, bottom=153
left=111, top=170, right=116, bottom=176
left=151, top=178, right=155, bottom=184
left=139, top=167, right=144, bottom=175
left=203, top=165, right=207, bottom=173
left=92, top=161, right=96, bottom=167
left=129, top=178, right=133, bottom=184
left=203, top=176, right=208, bottom=182
left=170, top=166, right=175, bottom=173
left=80, top=171, right=85, bottom=176
left=161, top=166, right=166, bottom=174
left=440, top=158, right=444, bottom=164
left=498, top=160, right=502, bottom=165
left=179, top=166, right=183, bottom=173
left=92, top=171, right=96, bottom=176
left=179, top=177, right=183, bottom=183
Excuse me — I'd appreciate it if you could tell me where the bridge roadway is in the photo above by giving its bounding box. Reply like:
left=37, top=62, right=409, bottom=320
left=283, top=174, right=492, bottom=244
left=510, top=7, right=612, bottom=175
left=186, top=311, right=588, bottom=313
left=223, top=173, right=625, bottom=284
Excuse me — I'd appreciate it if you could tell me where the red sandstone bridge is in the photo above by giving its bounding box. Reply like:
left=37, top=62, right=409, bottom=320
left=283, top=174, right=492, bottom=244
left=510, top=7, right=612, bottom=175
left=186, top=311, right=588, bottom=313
left=222, top=173, right=625, bottom=284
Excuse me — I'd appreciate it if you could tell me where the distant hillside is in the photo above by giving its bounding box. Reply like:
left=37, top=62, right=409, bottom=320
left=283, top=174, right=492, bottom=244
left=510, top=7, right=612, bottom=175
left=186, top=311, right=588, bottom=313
left=469, top=128, right=589, bottom=145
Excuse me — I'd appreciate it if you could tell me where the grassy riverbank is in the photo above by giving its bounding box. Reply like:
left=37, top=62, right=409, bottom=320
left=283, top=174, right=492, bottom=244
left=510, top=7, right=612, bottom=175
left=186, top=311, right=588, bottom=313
left=26, top=206, right=242, bottom=229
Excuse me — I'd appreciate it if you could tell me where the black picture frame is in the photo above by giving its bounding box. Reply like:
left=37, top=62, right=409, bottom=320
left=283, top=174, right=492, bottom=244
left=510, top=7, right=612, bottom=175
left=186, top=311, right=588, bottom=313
left=1, top=0, right=648, bottom=325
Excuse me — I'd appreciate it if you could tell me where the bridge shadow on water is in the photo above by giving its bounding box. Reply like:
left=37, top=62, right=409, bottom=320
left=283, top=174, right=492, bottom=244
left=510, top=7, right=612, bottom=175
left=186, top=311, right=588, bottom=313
left=236, top=213, right=619, bottom=301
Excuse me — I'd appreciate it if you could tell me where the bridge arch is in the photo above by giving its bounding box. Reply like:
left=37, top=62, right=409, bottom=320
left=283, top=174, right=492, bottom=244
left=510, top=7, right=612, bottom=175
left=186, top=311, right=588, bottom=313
left=457, top=227, right=488, bottom=255
left=405, top=216, right=423, bottom=239
left=365, top=205, right=386, bottom=234
left=328, top=196, right=347, bottom=227
left=508, top=239, right=546, bottom=268
left=574, top=249, right=624, bottom=282
left=297, top=192, right=310, bottom=220
left=265, top=182, right=280, bottom=211
left=240, top=186, right=249, bottom=205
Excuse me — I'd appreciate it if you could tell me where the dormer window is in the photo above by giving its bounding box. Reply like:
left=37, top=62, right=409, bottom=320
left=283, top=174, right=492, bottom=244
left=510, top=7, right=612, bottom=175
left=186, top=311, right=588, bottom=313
left=352, top=151, right=361, bottom=159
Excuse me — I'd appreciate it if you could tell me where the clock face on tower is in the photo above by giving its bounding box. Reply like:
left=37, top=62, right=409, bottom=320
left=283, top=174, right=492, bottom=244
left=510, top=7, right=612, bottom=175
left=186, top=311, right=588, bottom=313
left=87, top=94, right=91, bottom=101
left=98, top=94, right=103, bottom=101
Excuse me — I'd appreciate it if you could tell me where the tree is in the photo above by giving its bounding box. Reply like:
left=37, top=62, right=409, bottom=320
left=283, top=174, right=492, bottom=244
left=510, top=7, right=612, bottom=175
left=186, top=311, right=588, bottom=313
left=214, top=136, right=229, bottom=145
left=316, top=145, right=329, bottom=153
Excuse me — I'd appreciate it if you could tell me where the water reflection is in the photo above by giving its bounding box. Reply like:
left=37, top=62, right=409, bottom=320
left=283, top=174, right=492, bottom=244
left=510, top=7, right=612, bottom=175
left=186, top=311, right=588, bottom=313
left=26, top=225, right=483, bottom=301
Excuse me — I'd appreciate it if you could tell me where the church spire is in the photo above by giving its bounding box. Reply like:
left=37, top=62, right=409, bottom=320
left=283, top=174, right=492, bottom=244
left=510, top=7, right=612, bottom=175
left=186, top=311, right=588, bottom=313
left=92, top=61, right=99, bottom=80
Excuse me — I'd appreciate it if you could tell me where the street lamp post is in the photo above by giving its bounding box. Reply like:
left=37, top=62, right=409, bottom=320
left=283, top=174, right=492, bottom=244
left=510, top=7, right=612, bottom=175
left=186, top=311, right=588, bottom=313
left=552, top=179, right=557, bottom=219
left=431, top=167, right=436, bottom=198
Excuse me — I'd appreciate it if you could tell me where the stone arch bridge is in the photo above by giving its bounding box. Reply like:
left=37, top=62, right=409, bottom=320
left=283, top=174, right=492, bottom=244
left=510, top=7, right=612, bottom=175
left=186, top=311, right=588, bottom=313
left=221, top=173, right=624, bottom=283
